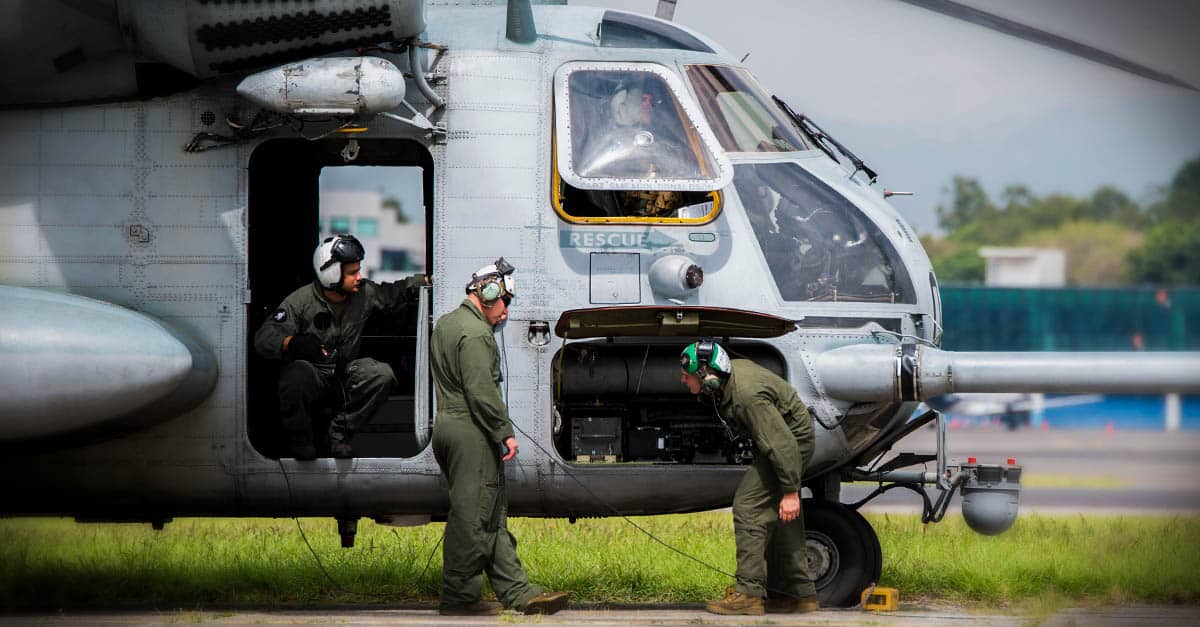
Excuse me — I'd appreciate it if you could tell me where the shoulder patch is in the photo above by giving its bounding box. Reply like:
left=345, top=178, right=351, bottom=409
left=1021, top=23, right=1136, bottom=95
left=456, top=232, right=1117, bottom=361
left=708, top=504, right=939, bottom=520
left=272, top=309, right=287, bottom=322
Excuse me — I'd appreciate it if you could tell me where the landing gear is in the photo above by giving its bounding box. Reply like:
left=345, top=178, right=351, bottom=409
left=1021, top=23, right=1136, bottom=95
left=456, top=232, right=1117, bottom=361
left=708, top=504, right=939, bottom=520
left=804, top=500, right=881, bottom=608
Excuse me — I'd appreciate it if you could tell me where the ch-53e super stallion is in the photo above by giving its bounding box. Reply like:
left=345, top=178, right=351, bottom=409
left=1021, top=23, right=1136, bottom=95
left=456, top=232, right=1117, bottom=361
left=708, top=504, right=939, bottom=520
left=2, top=0, right=1198, bottom=607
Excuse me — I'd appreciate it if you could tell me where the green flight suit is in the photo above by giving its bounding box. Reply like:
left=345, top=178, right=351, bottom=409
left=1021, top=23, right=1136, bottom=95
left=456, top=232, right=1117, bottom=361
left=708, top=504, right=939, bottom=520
left=716, top=358, right=817, bottom=600
left=254, top=278, right=422, bottom=448
left=430, top=299, right=543, bottom=610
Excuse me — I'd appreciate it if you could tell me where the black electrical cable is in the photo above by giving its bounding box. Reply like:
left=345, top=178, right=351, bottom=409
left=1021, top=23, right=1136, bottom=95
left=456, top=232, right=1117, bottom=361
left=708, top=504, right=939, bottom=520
left=277, top=458, right=357, bottom=596
left=275, top=316, right=875, bottom=605
left=499, top=329, right=821, bottom=601
left=277, top=457, right=443, bottom=599
left=418, top=533, right=444, bottom=581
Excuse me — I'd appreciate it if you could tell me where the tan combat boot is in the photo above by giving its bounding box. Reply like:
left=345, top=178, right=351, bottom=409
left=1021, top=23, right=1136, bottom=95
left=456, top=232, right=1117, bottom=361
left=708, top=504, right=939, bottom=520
left=705, top=587, right=764, bottom=615
left=522, top=591, right=570, bottom=615
left=765, top=594, right=820, bottom=614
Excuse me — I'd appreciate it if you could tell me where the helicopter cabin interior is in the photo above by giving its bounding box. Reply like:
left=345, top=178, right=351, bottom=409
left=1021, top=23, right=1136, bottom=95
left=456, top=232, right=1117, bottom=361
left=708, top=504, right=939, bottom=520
left=247, top=138, right=432, bottom=460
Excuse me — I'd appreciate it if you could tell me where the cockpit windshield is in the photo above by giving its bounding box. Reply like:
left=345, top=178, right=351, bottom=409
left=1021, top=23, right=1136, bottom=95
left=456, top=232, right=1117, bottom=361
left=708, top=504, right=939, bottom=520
left=685, top=65, right=812, bottom=153
left=733, top=163, right=915, bottom=303
left=554, top=63, right=732, bottom=192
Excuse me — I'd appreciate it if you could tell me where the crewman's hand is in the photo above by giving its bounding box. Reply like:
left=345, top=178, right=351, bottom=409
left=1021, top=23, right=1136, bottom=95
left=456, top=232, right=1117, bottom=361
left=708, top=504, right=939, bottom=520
left=501, top=436, right=519, bottom=462
left=286, top=333, right=327, bottom=362
left=403, top=275, right=429, bottom=304
left=779, top=491, right=801, bottom=522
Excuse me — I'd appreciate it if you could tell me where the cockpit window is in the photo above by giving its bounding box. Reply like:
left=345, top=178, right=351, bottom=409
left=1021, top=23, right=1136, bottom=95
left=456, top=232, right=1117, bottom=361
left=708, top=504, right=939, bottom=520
left=685, top=65, right=812, bottom=153
left=554, top=62, right=732, bottom=193
left=733, top=163, right=915, bottom=303
left=599, top=11, right=715, bottom=53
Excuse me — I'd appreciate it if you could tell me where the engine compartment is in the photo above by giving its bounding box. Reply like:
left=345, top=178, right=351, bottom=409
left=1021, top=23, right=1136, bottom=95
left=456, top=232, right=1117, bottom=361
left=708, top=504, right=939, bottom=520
left=552, top=341, right=786, bottom=464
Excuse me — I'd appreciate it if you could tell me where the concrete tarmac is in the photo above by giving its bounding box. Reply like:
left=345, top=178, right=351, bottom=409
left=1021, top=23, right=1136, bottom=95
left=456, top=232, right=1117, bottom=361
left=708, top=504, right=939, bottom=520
left=4, top=605, right=1200, bottom=626
left=851, top=427, right=1200, bottom=513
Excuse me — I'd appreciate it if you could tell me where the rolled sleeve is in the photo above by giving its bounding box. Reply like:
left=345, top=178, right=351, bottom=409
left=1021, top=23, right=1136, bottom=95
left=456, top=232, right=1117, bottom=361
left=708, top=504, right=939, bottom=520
left=368, top=275, right=426, bottom=311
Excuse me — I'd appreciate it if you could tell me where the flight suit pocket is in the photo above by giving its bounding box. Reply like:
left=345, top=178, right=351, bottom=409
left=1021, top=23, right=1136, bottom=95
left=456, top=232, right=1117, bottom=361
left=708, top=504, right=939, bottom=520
left=477, top=480, right=502, bottom=530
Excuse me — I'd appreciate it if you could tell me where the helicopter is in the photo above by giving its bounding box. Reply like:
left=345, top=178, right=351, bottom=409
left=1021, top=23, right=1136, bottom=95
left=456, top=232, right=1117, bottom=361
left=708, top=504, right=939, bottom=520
left=2, top=0, right=1199, bottom=608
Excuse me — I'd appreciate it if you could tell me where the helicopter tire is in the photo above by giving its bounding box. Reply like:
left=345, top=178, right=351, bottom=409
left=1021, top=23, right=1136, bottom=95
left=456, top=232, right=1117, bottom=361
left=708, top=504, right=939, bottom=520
left=803, top=499, right=882, bottom=608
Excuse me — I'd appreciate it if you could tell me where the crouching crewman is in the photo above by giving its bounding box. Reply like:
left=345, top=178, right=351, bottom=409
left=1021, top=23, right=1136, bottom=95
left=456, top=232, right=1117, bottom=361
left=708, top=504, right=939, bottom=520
left=254, top=234, right=423, bottom=459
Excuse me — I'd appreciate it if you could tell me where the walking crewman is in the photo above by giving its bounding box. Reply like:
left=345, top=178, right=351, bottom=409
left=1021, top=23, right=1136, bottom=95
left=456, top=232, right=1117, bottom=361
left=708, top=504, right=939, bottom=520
left=429, top=258, right=569, bottom=616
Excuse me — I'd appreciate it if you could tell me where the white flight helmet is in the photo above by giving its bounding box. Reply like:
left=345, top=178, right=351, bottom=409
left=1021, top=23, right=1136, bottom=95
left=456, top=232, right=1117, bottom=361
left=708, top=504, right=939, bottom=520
left=465, top=257, right=516, bottom=305
left=313, top=234, right=365, bottom=290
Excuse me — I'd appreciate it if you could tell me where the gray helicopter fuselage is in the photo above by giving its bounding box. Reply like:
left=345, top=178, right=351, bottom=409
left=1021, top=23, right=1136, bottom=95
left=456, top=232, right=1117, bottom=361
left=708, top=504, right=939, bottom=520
left=0, top=3, right=1196, bottom=524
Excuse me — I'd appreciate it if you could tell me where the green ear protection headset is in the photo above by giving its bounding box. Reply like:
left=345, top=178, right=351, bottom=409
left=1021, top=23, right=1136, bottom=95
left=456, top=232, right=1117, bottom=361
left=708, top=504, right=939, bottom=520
left=477, top=277, right=504, bottom=303
left=681, top=338, right=728, bottom=393
left=467, top=257, right=516, bottom=306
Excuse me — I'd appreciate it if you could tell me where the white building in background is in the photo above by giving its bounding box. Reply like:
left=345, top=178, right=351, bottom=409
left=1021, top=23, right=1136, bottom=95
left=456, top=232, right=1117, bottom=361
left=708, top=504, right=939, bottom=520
left=979, top=247, right=1065, bottom=287
left=319, top=189, right=426, bottom=282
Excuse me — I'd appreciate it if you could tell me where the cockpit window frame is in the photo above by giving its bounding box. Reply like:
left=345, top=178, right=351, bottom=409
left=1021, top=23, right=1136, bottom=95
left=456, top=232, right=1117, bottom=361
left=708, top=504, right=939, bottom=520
left=683, top=64, right=815, bottom=155
left=730, top=158, right=918, bottom=305
left=553, top=61, right=733, bottom=193
left=550, top=156, right=724, bottom=225
left=598, top=11, right=715, bottom=53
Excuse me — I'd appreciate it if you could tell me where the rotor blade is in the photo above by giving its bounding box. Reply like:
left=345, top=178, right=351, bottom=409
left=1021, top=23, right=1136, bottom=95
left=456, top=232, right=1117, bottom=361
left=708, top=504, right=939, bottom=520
left=655, top=0, right=677, bottom=21
left=897, top=0, right=1198, bottom=91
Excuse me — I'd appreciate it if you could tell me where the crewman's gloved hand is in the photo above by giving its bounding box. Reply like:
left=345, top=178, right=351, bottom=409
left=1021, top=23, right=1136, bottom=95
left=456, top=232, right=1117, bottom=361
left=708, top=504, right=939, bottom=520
left=405, top=275, right=427, bottom=304
left=287, top=333, right=326, bottom=362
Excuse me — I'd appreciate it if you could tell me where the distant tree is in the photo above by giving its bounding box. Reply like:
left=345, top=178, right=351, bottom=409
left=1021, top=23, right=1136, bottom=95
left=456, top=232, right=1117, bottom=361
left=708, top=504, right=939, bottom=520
left=1127, top=219, right=1200, bottom=285
left=1146, top=156, right=1200, bottom=224
left=381, top=196, right=409, bottom=224
left=1088, top=186, right=1143, bottom=226
left=1023, top=193, right=1085, bottom=230
left=1020, top=220, right=1143, bottom=285
left=936, top=176, right=994, bottom=232
left=921, top=235, right=984, bottom=283
left=936, top=247, right=986, bottom=283
left=925, top=158, right=1199, bottom=286
left=1126, top=156, right=1200, bottom=285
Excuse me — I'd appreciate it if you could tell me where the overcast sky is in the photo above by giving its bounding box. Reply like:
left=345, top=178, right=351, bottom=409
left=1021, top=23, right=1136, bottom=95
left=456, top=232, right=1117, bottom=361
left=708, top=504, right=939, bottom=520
left=575, top=0, right=1200, bottom=234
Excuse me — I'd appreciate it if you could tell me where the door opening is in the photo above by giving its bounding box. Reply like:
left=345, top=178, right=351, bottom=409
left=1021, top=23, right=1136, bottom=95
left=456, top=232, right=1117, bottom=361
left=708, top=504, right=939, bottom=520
left=247, top=138, right=433, bottom=459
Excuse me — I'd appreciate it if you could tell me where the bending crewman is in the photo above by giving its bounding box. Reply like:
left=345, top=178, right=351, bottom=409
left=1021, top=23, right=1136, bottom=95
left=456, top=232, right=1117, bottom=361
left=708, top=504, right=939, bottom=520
left=680, top=339, right=819, bottom=615
left=429, top=258, right=569, bottom=616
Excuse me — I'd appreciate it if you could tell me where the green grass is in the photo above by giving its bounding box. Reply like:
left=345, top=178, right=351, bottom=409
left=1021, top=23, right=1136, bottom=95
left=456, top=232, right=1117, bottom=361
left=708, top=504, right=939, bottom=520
left=1, top=513, right=1198, bottom=610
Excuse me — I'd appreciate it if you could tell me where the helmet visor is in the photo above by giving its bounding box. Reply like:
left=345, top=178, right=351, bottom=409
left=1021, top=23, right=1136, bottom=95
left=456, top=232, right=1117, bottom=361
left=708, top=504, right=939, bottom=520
left=331, top=236, right=365, bottom=264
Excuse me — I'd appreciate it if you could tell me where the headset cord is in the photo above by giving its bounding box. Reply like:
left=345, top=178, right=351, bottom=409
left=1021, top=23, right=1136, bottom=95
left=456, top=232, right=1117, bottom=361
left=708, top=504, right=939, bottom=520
left=499, top=329, right=834, bottom=601
left=277, top=457, right=445, bottom=599
left=277, top=323, right=810, bottom=603
left=709, top=394, right=738, bottom=443
left=276, top=458, right=358, bottom=596
left=499, top=331, right=746, bottom=589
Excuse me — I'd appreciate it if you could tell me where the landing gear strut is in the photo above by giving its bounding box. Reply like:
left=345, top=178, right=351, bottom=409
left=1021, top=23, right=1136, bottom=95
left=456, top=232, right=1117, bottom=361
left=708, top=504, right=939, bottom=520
left=804, top=500, right=881, bottom=608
